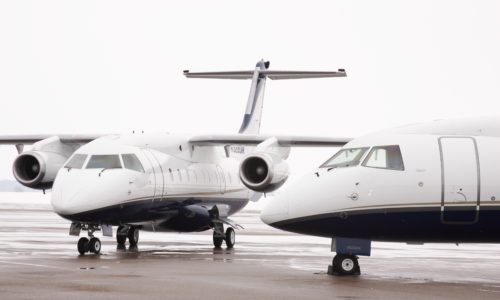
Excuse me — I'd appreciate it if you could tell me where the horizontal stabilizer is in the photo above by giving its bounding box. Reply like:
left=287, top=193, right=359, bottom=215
left=183, top=69, right=346, bottom=80
left=184, top=60, right=347, bottom=135
left=183, top=71, right=254, bottom=80
left=189, top=134, right=351, bottom=147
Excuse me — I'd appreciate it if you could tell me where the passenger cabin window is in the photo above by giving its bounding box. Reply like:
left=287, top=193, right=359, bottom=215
left=362, top=145, right=404, bottom=171
left=320, top=148, right=369, bottom=168
left=122, top=154, right=145, bottom=173
left=65, top=154, right=87, bottom=169
left=86, top=155, right=122, bottom=169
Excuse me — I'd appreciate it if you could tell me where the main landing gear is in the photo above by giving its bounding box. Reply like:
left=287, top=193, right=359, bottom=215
left=210, top=205, right=237, bottom=249
left=213, top=223, right=235, bottom=249
left=327, top=237, right=371, bottom=276
left=116, top=225, right=139, bottom=247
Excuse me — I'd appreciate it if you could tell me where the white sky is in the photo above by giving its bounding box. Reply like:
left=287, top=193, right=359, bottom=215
left=0, top=1, right=499, bottom=180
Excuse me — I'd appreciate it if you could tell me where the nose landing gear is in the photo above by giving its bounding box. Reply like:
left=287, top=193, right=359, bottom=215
left=328, top=254, right=360, bottom=276
left=75, top=224, right=102, bottom=255
left=327, top=237, right=371, bottom=276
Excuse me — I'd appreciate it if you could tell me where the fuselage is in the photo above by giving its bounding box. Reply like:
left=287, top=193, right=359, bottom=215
left=51, top=132, right=250, bottom=232
left=261, top=117, right=500, bottom=243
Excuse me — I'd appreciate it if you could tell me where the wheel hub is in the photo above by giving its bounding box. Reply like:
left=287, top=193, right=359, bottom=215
left=341, top=258, right=354, bottom=272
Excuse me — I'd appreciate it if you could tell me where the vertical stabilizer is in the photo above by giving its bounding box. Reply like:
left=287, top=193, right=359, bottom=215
left=238, top=60, right=269, bottom=134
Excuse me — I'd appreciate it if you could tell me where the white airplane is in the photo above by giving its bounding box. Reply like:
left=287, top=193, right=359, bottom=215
left=261, top=116, right=500, bottom=275
left=1, top=60, right=350, bottom=255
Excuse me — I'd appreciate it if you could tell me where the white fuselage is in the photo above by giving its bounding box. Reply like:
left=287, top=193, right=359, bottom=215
left=51, top=133, right=250, bottom=231
left=261, top=117, right=500, bottom=243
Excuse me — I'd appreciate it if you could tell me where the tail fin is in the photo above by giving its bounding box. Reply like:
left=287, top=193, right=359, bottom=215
left=183, top=60, right=346, bottom=134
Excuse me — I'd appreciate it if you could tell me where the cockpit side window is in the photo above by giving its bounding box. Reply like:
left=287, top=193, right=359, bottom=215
left=122, top=154, right=145, bottom=173
left=362, top=145, right=405, bottom=171
left=65, top=154, right=88, bottom=169
left=86, top=155, right=122, bottom=169
left=320, top=147, right=369, bottom=168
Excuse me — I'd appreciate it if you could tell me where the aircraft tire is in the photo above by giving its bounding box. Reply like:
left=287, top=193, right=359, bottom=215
left=213, top=232, right=223, bottom=248
left=89, top=237, right=101, bottom=254
left=116, top=226, right=127, bottom=245
left=225, top=227, right=235, bottom=248
left=77, top=237, right=89, bottom=255
left=332, top=254, right=360, bottom=276
left=128, top=227, right=139, bottom=246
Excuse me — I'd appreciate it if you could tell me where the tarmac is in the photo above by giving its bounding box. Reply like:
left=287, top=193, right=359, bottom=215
left=1, top=193, right=500, bottom=299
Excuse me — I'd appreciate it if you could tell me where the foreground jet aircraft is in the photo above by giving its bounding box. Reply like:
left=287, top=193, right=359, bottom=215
left=261, top=116, right=500, bottom=275
left=1, top=61, right=349, bottom=255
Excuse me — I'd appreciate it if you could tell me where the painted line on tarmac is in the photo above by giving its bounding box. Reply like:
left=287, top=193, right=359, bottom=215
left=0, top=260, right=68, bottom=270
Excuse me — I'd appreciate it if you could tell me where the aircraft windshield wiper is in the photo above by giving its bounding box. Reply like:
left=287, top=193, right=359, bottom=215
left=98, top=167, right=119, bottom=177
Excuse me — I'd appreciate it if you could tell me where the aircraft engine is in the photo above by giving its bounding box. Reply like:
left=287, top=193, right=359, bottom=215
left=239, top=152, right=289, bottom=193
left=12, top=151, right=68, bottom=190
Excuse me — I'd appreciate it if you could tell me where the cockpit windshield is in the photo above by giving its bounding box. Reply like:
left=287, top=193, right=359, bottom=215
left=362, top=145, right=405, bottom=171
left=122, top=154, right=145, bottom=173
left=86, top=155, right=122, bottom=169
left=65, top=154, right=88, bottom=169
left=320, top=147, right=369, bottom=168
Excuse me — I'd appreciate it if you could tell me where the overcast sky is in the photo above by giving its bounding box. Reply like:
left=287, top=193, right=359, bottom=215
left=0, top=1, right=499, bottom=180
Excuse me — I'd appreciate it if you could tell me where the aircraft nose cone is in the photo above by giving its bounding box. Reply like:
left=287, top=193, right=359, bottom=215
left=50, top=169, right=95, bottom=216
left=260, top=192, right=289, bottom=226
left=51, top=175, right=83, bottom=215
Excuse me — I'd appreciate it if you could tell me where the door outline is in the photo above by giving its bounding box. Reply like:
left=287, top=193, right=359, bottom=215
left=216, top=164, right=226, bottom=194
left=141, top=148, right=164, bottom=201
left=438, top=136, right=480, bottom=224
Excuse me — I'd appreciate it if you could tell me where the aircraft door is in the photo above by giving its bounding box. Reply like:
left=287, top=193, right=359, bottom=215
left=439, top=137, right=480, bottom=224
left=141, top=149, right=164, bottom=201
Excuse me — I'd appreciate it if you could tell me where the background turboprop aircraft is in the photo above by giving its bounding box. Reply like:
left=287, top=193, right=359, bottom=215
left=261, top=116, right=500, bottom=276
left=0, top=60, right=350, bottom=255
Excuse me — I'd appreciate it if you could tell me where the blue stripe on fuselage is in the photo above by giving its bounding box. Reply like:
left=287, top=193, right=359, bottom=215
left=58, top=197, right=249, bottom=230
left=269, top=206, right=500, bottom=243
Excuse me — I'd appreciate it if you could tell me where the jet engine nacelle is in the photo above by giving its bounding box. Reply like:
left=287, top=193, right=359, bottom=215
left=12, top=136, right=79, bottom=190
left=239, top=152, right=289, bottom=193
left=12, top=151, right=68, bottom=190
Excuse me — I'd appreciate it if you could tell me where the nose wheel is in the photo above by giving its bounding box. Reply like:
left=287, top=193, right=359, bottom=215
left=77, top=237, right=89, bottom=255
left=77, top=236, right=101, bottom=255
left=74, top=224, right=103, bottom=255
left=328, top=254, right=360, bottom=276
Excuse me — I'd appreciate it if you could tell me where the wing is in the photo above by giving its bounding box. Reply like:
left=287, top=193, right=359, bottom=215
left=0, top=134, right=102, bottom=145
left=189, top=134, right=351, bottom=147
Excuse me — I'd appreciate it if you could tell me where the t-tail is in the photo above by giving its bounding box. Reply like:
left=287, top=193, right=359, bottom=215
left=183, top=60, right=346, bottom=134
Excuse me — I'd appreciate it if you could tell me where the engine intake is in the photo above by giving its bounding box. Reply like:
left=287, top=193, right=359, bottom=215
left=13, top=151, right=66, bottom=190
left=239, top=152, right=289, bottom=193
